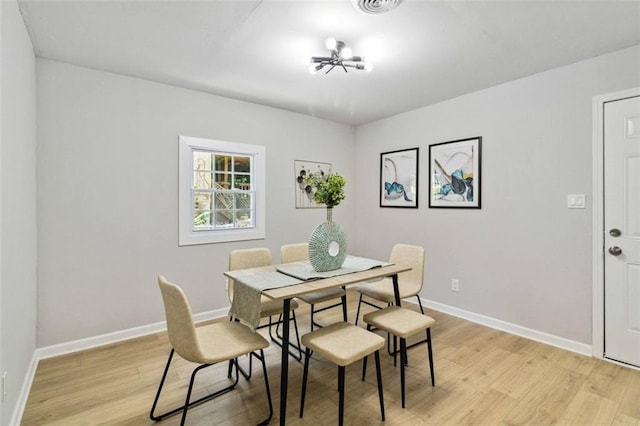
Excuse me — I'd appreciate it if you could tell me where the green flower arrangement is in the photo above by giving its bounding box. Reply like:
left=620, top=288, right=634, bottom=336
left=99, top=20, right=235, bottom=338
left=305, top=172, right=346, bottom=208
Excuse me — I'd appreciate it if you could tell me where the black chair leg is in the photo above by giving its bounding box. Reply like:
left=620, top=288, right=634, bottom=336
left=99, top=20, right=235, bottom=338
left=255, top=349, right=273, bottom=426
left=362, top=349, right=385, bottom=421
left=362, top=325, right=372, bottom=380
left=181, top=364, right=207, bottom=425
left=150, top=349, right=175, bottom=421
left=310, top=305, right=315, bottom=332
left=393, top=335, right=398, bottom=366
left=270, top=311, right=303, bottom=361
left=338, top=366, right=345, bottom=426
left=341, top=289, right=348, bottom=322
left=427, top=328, right=435, bottom=386
left=290, top=310, right=303, bottom=359
left=361, top=354, right=368, bottom=381
left=355, top=293, right=364, bottom=325
left=400, top=337, right=407, bottom=408
left=150, top=349, right=240, bottom=423
left=300, top=348, right=312, bottom=418
left=232, top=351, right=254, bottom=380
left=375, top=351, right=385, bottom=421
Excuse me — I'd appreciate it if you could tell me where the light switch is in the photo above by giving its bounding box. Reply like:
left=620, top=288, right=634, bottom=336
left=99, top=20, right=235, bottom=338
left=568, top=194, right=586, bottom=209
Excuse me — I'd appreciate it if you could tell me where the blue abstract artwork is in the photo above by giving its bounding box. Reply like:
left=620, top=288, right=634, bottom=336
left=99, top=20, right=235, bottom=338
left=429, top=137, right=482, bottom=209
left=380, top=148, right=419, bottom=208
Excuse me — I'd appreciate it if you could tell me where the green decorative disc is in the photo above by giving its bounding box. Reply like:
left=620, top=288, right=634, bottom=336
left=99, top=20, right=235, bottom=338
left=308, top=220, right=347, bottom=272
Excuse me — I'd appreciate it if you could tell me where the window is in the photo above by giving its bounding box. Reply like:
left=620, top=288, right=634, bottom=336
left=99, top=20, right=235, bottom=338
left=179, top=136, right=265, bottom=245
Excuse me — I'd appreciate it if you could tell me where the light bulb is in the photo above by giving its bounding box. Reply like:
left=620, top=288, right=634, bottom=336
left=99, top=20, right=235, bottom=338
left=309, top=63, right=323, bottom=74
left=364, top=62, right=373, bottom=72
left=325, top=37, right=337, bottom=51
left=341, top=46, right=353, bottom=60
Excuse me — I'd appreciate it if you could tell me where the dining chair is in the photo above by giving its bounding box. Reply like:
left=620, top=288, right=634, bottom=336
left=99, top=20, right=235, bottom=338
left=300, top=321, right=386, bottom=426
left=280, top=242, right=348, bottom=331
left=363, top=306, right=436, bottom=408
left=228, top=247, right=303, bottom=364
left=151, top=275, right=273, bottom=426
left=354, top=244, right=426, bottom=324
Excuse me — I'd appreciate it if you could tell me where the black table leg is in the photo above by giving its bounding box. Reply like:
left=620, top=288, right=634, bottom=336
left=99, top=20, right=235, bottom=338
left=279, top=298, right=291, bottom=425
left=392, top=274, right=401, bottom=306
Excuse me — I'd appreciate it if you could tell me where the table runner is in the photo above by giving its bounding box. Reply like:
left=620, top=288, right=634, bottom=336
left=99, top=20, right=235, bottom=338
left=228, top=255, right=390, bottom=329
left=228, top=271, right=302, bottom=329
left=276, top=255, right=391, bottom=280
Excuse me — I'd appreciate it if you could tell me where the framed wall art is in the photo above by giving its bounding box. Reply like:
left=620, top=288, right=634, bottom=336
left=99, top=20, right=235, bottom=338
left=380, top=148, right=419, bottom=208
left=294, top=160, right=332, bottom=208
left=428, top=136, right=482, bottom=209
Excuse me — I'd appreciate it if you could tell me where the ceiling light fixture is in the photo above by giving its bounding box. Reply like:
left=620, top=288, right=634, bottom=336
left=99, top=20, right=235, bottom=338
left=309, top=38, right=372, bottom=74
left=353, top=0, right=403, bottom=15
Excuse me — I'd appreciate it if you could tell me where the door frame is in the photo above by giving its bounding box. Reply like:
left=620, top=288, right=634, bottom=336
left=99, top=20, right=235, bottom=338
left=591, top=87, right=640, bottom=359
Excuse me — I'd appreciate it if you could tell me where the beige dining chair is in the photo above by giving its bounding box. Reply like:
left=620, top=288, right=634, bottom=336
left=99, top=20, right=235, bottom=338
left=280, top=242, right=348, bottom=331
left=228, top=247, right=303, bottom=363
left=354, top=243, right=426, bottom=325
left=363, top=306, right=436, bottom=408
left=151, top=275, right=273, bottom=426
left=300, top=321, right=386, bottom=426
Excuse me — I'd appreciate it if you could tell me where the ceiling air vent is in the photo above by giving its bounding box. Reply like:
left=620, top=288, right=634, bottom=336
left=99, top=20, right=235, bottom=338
left=353, top=0, right=403, bottom=15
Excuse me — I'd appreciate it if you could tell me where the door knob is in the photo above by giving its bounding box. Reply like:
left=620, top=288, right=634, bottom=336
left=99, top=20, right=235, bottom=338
left=609, top=228, right=621, bottom=237
left=608, top=246, right=622, bottom=256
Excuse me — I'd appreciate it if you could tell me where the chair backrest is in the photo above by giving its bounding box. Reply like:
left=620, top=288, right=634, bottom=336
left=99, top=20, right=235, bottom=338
left=389, top=244, right=425, bottom=296
left=280, top=243, right=309, bottom=263
left=227, top=248, right=273, bottom=302
left=157, top=275, right=203, bottom=363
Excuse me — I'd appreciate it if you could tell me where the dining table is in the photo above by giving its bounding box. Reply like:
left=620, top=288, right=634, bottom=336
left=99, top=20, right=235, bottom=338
left=224, top=255, right=411, bottom=425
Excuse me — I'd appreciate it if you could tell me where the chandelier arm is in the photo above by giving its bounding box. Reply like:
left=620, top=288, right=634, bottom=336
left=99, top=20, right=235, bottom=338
left=325, top=64, right=337, bottom=74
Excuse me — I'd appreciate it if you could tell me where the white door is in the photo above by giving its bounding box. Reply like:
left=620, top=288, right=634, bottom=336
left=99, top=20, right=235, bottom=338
left=604, top=95, right=640, bottom=367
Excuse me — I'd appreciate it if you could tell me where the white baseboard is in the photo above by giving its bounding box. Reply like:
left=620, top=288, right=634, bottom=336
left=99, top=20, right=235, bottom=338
left=420, top=298, right=592, bottom=357
left=9, top=352, right=38, bottom=426
left=33, top=301, right=592, bottom=360
left=36, top=307, right=228, bottom=360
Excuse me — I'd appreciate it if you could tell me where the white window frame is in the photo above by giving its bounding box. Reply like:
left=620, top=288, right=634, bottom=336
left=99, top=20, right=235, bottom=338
left=179, top=135, right=266, bottom=246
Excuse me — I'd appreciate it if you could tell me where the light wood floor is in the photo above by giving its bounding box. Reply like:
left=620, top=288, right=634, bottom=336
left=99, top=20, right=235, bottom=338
left=23, top=289, right=640, bottom=425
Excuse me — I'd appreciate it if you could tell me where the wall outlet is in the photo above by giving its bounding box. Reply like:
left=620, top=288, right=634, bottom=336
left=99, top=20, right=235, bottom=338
left=451, top=279, right=460, bottom=292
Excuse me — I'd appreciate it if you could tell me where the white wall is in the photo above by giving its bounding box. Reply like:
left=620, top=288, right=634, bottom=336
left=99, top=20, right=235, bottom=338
left=1, top=0, right=38, bottom=424
left=353, top=45, right=640, bottom=345
left=36, top=59, right=355, bottom=347
left=31, top=25, right=640, bottom=355
left=1, top=3, right=4, bottom=422
left=1, top=2, right=4, bottom=420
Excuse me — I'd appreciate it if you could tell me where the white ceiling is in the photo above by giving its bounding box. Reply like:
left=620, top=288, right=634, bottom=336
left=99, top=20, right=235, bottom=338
left=18, top=0, right=640, bottom=126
